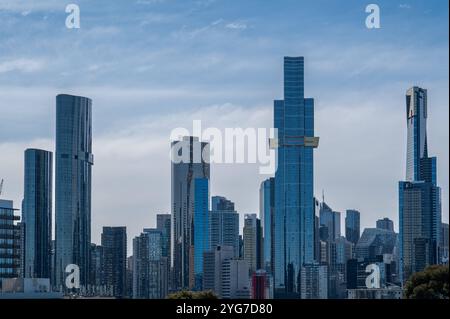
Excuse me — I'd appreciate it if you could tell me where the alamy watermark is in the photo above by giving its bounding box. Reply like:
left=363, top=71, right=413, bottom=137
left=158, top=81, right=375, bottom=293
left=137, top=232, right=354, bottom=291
left=170, top=120, right=277, bottom=175
left=66, top=4, right=81, bottom=29
left=365, top=4, right=381, bottom=29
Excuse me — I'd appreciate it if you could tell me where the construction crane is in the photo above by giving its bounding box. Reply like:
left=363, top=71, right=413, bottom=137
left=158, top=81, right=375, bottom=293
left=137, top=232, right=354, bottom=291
left=0, top=178, right=3, bottom=198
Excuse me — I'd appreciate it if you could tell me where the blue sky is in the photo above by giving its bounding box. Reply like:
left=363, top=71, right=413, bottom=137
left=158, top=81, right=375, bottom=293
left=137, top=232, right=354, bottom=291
left=0, top=0, right=448, bottom=249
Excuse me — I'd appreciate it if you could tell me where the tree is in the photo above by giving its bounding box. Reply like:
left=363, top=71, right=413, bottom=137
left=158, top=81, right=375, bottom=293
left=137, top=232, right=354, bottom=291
left=167, top=290, right=218, bottom=299
left=404, top=265, right=449, bottom=299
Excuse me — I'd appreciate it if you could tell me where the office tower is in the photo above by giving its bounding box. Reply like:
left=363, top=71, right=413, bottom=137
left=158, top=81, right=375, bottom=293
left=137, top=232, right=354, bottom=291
left=259, top=178, right=275, bottom=273
left=101, top=227, right=127, bottom=297
left=15, top=221, right=25, bottom=278
left=212, top=196, right=234, bottom=211
left=156, top=214, right=171, bottom=258
left=376, top=218, right=394, bottom=232
left=55, top=94, right=94, bottom=288
left=132, top=233, right=149, bottom=299
left=156, top=214, right=171, bottom=294
left=202, top=245, right=234, bottom=297
left=251, top=270, right=274, bottom=299
left=440, top=223, right=449, bottom=264
left=89, top=243, right=104, bottom=291
left=221, top=259, right=251, bottom=299
left=399, top=87, right=441, bottom=283
left=22, top=149, right=53, bottom=279
left=328, top=236, right=353, bottom=298
left=171, top=136, right=210, bottom=290
left=133, top=229, right=169, bottom=299
left=243, top=214, right=263, bottom=274
left=314, top=199, right=321, bottom=262
left=192, top=178, right=209, bottom=290
left=126, top=256, right=134, bottom=298
left=273, top=56, right=319, bottom=298
left=300, top=264, right=328, bottom=299
left=356, top=228, right=397, bottom=261
left=210, top=196, right=239, bottom=258
left=0, top=200, right=21, bottom=279
left=319, top=201, right=341, bottom=241
left=345, top=210, right=360, bottom=245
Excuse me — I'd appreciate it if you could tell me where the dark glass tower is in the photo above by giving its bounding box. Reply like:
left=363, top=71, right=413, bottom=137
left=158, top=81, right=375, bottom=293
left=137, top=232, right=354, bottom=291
left=399, top=87, right=441, bottom=283
left=101, top=227, right=127, bottom=297
left=345, top=209, right=360, bottom=245
left=23, top=148, right=53, bottom=279
left=260, top=178, right=275, bottom=273
left=55, top=94, right=94, bottom=289
left=273, top=57, right=319, bottom=298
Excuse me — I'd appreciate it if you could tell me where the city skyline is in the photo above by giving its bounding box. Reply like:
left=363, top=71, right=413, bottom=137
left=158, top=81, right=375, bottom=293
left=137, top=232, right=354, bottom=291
left=0, top=58, right=447, bottom=299
left=0, top=0, right=448, bottom=255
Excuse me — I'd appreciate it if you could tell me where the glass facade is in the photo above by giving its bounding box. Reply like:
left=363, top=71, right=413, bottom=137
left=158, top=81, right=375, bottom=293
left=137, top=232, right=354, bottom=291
left=210, top=196, right=239, bottom=258
left=171, top=136, right=210, bottom=290
left=0, top=200, right=20, bottom=279
left=405, top=87, right=428, bottom=182
left=345, top=209, right=360, bottom=245
left=274, top=57, right=318, bottom=298
left=193, top=178, right=210, bottom=290
left=55, top=94, right=93, bottom=288
left=23, top=148, right=52, bottom=279
left=399, top=87, right=441, bottom=284
left=101, top=227, right=127, bottom=297
left=260, top=178, right=275, bottom=272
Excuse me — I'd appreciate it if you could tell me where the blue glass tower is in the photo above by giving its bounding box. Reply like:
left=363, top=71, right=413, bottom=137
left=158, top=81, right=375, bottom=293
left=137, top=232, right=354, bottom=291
left=273, top=57, right=319, bottom=298
left=260, top=178, right=275, bottom=273
left=193, top=178, right=210, bottom=290
left=399, top=87, right=441, bottom=283
left=55, top=94, right=94, bottom=289
left=23, top=148, right=53, bottom=279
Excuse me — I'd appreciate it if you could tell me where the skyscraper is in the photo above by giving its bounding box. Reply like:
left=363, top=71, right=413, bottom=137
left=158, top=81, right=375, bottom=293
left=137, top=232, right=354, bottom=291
left=210, top=196, right=239, bottom=258
left=273, top=56, right=319, bottom=298
left=23, top=149, right=52, bottom=279
left=193, top=178, right=210, bottom=290
left=243, top=214, right=263, bottom=274
left=171, top=136, right=210, bottom=290
left=260, top=178, right=275, bottom=273
left=55, top=94, right=93, bottom=288
left=101, top=227, right=127, bottom=297
left=399, top=87, right=441, bottom=283
left=132, top=229, right=168, bottom=299
left=202, top=245, right=234, bottom=297
left=156, top=214, right=171, bottom=258
left=0, top=200, right=21, bottom=279
left=319, top=201, right=341, bottom=242
left=345, top=210, right=360, bottom=245
left=376, top=218, right=394, bottom=232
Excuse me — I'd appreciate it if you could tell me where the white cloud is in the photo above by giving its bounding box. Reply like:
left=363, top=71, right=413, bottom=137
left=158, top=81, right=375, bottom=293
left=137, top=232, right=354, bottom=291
left=399, top=4, right=412, bottom=9
left=226, top=22, right=248, bottom=30
left=0, top=59, right=45, bottom=73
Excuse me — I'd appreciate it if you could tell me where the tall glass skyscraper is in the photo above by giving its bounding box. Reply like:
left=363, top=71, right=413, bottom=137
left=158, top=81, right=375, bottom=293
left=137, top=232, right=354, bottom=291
left=345, top=209, right=360, bottom=246
left=260, top=178, right=275, bottom=273
left=23, top=148, right=53, bottom=279
left=399, top=87, right=441, bottom=283
left=55, top=94, right=94, bottom=288
left=171, top=136, right=210, bottom=290
left=101, top=227, right=127, bottom=297
left=274, top=57, right=319, bottom=298
left=193, top=178, right=210, bottom=290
